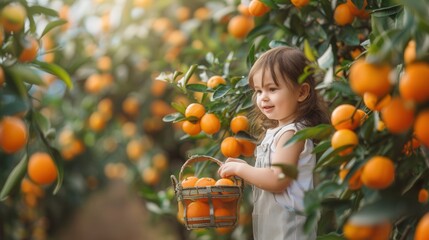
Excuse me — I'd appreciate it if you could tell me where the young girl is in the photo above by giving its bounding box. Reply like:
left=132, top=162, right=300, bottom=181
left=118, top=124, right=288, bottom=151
left=218, top=46, right=329, bottom=240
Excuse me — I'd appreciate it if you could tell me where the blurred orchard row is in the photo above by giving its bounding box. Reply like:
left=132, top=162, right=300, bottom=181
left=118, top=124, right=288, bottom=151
left=1, top=0, right=429, bottom=239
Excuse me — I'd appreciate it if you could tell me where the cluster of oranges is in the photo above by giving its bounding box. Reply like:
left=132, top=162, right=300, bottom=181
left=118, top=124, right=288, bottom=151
left=181, top=103, right=221, bottom=136
left=221, top=115, right=256, bottom=158
left=334, top=0, right=369, bottom=26
left=228, top=0, right=311, bottom=40
left=177, top=176, right=239, bottom=235
left=0, top=2, right=40, bottom=63
left=334, top=34, right=429, bottom=238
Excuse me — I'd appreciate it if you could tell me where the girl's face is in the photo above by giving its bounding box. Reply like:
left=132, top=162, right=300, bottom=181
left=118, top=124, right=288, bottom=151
left=252, top=69, right=305, bottom=126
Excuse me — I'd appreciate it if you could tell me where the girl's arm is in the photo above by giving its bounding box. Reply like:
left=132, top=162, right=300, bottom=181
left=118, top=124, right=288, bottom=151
left=218, top=130, right=304, bottom=193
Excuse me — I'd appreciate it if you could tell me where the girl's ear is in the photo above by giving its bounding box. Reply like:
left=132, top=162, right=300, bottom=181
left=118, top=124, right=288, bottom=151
left=297, top=83, right=310, bottom=102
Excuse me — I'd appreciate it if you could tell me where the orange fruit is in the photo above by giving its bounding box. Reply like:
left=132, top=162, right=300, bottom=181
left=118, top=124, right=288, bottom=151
left=182, top=176, right=199, bottom=188
left=221, top=137, right=242, bottom=158
left=88, top=112, right=107, bottom=132
left=349, top=59, right=392, bottom=97
left=28, top=152, right=58, bottom=185
left=126, top=139, right=144, bottom=161
left=175, top=6, right=191, bottom=22
left=237, top=139, right=256, bottom=157
left=343, top=222, right=374, bottom=240
left=186, top=201, right=210, bottom=224
left=415, top=213, right=429, bottom=240
left=185, top=103, right=206, bottom=119
left=194, top=7, right=211, bottom=21
left=339, top=163, right=363, bottom=190
left=331, top=104, right=361, bottom=130
left=230, top=115, right=249, bottom=133
left=346, top=0, right=367, bottom=16
left=142, top=167, right=160, bottom=185
left=381, top=97, right=415, bottom=134
left=361, top=156, right=395, bottom=189
left=356, top=109, right=367, bottom=125
left=215, top=178, right=236, bottom=202
left=248, top=0, right=270, bottom=17
left=207, top=75, right=226, bottom=89
left=134, top=0, right=153, bottom=8
left=214, top=207, right=233, bottom=223
left=181, top=120, right=201, bottom=136
left=195, top=177, right=216, bottom=188
left=363, top=92, right=391, bottom=111
left=21, top=178, right=44, bottom=197
left=18, top=36, right=39, bottom=62
left=0, top=116, right=28, bottom=154
left=151, top=79, right=168, bottom=97
left=415, top=110, right=429, bottom=148
left=334, top=3, right=354, bottom=26
left=418, top=189, right=429, bottom=203
left=237, top=4, right=252, bottom=17
left=122, top=96, right=140, bottom=117
left=399, top=62, right=429, bottom=103
left=200, top=113, right=221, bottom=135
left=1, top=3, right=27, bottom=32
left=331, top=129, right=358, bottom=156
left=404, top=40, right=416, bottom=64
left=291, top=0, right=310, bottom=8
left=227, top=15, right=255, bottom=39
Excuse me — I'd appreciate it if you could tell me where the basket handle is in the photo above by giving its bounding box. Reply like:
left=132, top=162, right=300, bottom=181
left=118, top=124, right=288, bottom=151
left=178, top=155, right=222, bottom=181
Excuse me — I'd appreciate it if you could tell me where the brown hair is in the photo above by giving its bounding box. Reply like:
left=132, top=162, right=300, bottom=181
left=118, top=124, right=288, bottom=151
left=247, top=46, right=330, bottom=138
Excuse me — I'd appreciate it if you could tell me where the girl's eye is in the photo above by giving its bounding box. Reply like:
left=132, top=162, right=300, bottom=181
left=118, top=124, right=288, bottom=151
left=269, top=88, right=277, bottom=92
left=255, top=90, right=262, bottom=94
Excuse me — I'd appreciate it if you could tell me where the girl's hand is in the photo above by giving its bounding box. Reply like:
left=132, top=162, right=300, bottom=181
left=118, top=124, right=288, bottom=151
left=218, top=160, right=248, bottom=178
left=224, top=157, right=247, bottom=164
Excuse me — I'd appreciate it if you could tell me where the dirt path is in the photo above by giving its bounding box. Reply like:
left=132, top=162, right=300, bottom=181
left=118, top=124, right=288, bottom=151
left=56, top=181, right=179, bottom=240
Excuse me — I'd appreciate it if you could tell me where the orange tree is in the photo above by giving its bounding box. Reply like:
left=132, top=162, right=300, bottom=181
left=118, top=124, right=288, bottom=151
left=161, top=0, right=429, bottom=239
left=2, top=0, right=254, bottom=239
left=0, top=0, right=73, bottom=238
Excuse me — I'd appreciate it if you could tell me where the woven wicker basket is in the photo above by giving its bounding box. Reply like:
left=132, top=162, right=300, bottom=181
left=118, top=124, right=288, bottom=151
left=171, top=155, right=243, bottom=230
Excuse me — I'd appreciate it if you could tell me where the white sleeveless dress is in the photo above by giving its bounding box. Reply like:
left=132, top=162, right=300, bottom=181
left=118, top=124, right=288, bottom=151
left=252, top=123, right=317, bottom=240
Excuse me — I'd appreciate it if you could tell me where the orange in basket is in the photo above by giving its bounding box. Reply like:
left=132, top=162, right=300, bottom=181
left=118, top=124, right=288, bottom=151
left=171, top=155, right=243, bottom=230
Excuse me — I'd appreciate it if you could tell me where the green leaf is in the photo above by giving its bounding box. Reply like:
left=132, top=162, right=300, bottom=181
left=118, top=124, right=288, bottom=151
left=33, top=61, right=73, bottom=89
left=272, top=163, right=298, bottom=180
left=186, top=83, right=207, bottom=92
left=47, top=147, right=63, bottom=194
left=171, top=102, right=186, bottom=114
left=8, top=64, right=45, bottom=90
left=316, top=233, right=345, bottom=240
left=371, top=4, right=403, bottom=18
left=312, top=140, right=331, bottom=154
left=315, top=146, right=353, bottom=170
left=33, top=111, right=50, bottom=134
left=162, top=113, right=184, bottom=123
left=260, top=0, right=279, bottom=9
left=235, top=131, right=257, bottom=142
left=303, top=212, right=319, bottom=234
left=285, top=124, right=333, bottom=146
left=40, top=19, right=68, bottom=38
left=304, top=39, right=316, bottom=62
left=28, top=5, right=59, bottom=17
left=0, top=154, right=28, bottom=201
left=212, top=85, right=230, bottom=100
left=316, top=181, right=343, bottom=197
left=247, top=24, right=276, bottom=41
